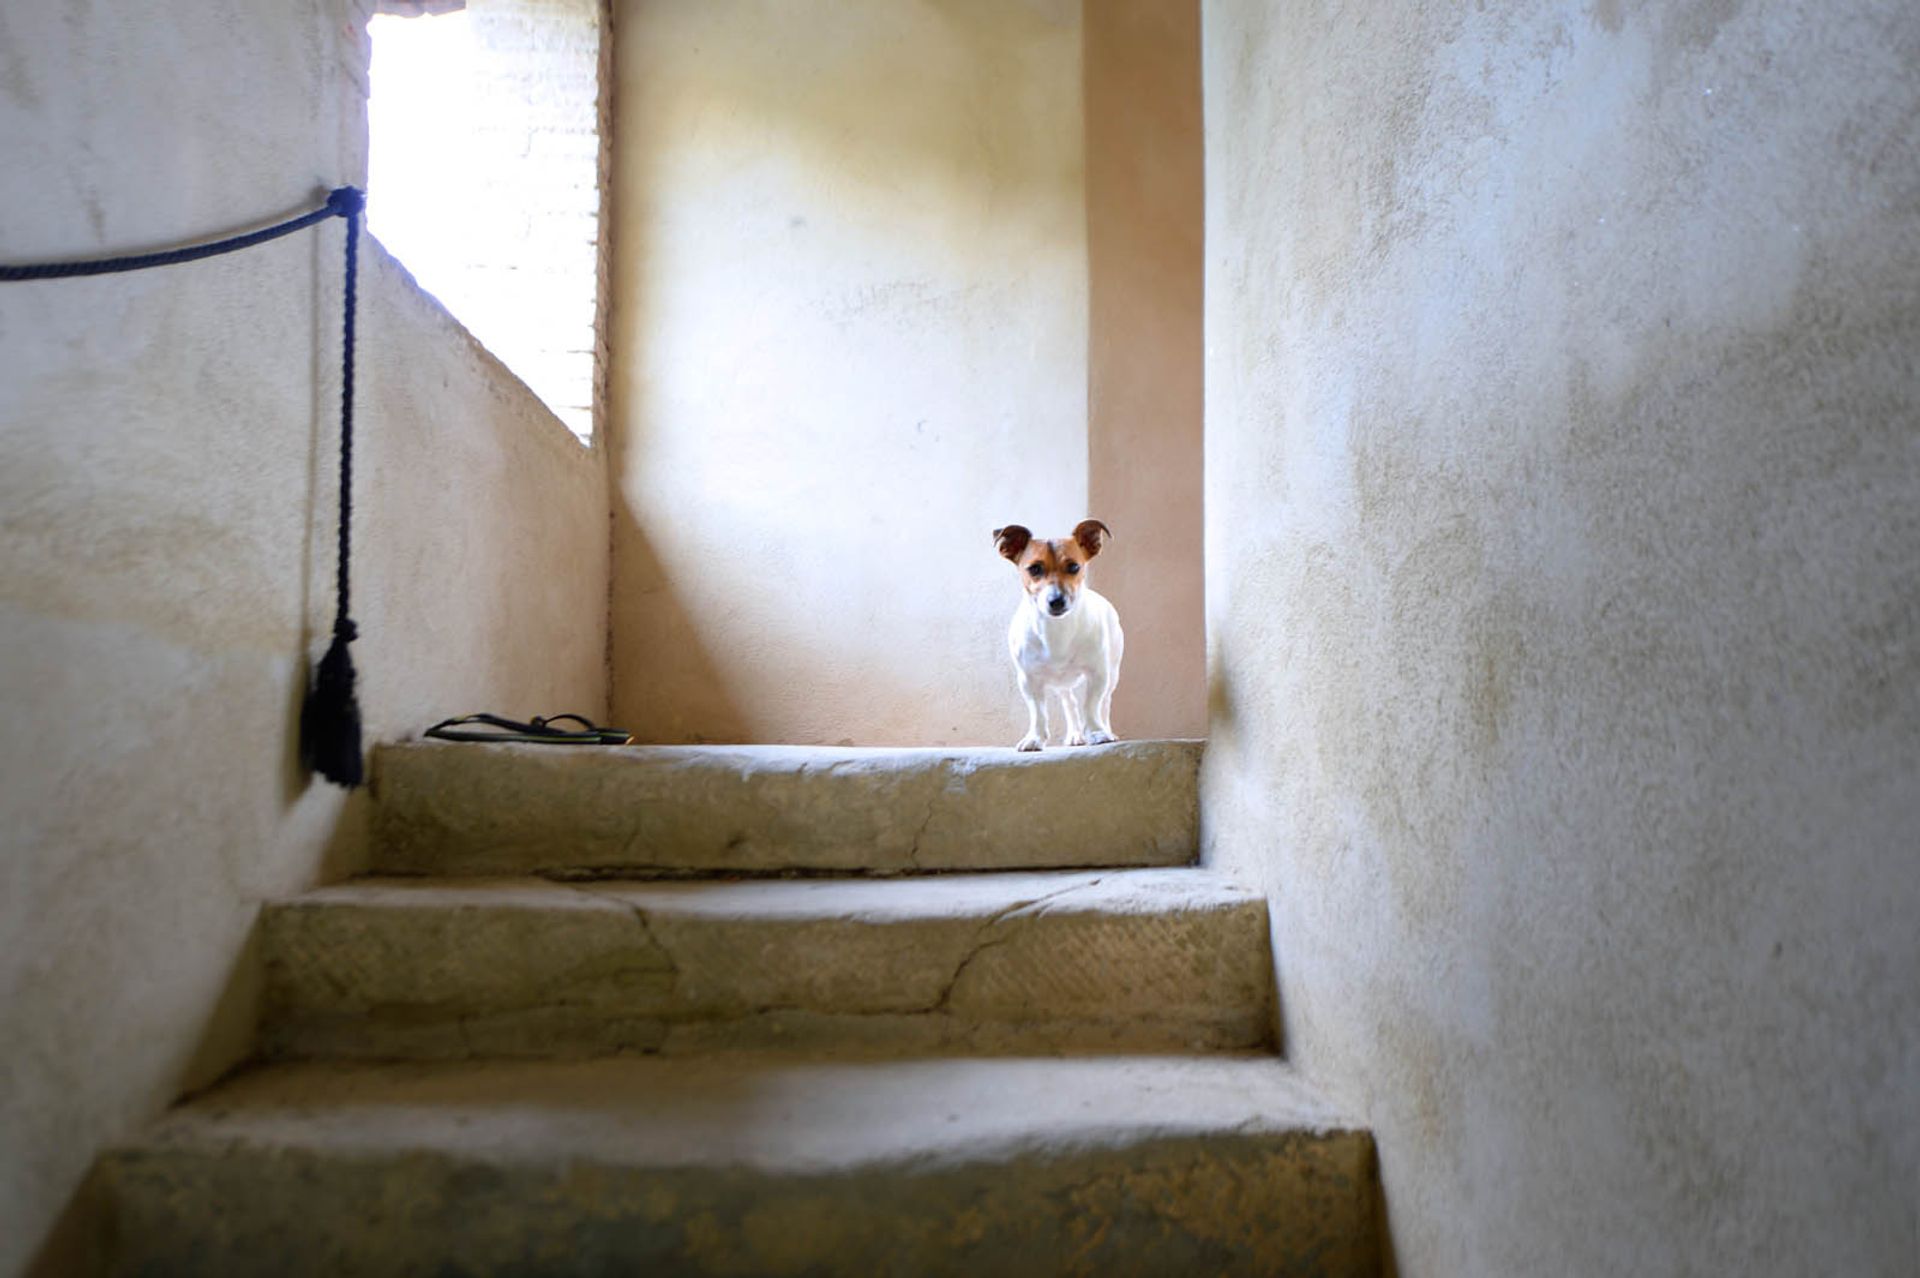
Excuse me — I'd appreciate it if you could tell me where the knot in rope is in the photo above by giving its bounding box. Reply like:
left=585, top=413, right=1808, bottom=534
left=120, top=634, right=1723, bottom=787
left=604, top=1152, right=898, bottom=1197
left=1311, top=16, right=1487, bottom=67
left=326, top=186, right=367, bottom=219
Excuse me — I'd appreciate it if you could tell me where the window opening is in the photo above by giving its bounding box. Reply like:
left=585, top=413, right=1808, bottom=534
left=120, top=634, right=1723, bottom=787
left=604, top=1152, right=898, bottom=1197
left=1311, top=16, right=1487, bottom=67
left=367, top=0, right=604, bottom=440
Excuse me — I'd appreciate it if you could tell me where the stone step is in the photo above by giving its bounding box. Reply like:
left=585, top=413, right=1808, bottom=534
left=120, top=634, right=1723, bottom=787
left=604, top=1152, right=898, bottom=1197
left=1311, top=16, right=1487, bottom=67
left=260, top=869, right=1274, bottom=1060
left=98, top=1055, right=1379, bottom=1277
left=370, top=739, right=1203, bottom=877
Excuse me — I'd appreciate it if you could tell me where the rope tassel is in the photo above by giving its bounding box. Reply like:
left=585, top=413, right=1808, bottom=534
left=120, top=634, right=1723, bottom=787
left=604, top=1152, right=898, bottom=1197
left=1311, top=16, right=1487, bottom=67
left=301, top=186, right=366, bottom=788
left=303, top=620, right=363, bottom=786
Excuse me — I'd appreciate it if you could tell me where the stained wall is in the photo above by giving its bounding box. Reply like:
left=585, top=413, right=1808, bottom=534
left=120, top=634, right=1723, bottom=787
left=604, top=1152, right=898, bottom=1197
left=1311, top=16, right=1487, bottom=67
left=1200, top=1, right=1920, bottom=1273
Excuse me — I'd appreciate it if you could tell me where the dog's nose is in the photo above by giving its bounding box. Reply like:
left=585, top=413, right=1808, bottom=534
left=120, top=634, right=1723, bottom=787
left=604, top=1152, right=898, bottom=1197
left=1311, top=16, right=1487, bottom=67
left=1047, top=594, right=1067, bottom=615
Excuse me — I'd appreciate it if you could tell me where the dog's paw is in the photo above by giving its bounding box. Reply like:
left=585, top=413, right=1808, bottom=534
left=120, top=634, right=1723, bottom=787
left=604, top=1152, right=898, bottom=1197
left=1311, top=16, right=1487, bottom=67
left=1014, top=735, right=1044, bottom=752
left=1085, top=730, right=1117, bottom=746
left=1066, top=731, right=1089, bottom=747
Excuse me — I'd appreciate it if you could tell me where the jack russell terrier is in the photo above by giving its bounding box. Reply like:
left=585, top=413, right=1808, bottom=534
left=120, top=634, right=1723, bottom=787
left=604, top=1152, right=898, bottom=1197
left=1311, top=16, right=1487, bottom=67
left=993, top=519, right=1124, bottom=751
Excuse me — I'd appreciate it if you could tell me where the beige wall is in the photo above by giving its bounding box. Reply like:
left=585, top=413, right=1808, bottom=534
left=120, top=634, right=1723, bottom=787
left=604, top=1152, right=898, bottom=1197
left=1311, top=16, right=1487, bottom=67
left=612, top=0, right=1202, bottom=746
left=1086, top=0, right=1206, bottom=741
left=0, top=2, right=609, bottom=1271
left=1201, top=1, right=1920, bottom=1274
left=610, top=0, right=1087, bottom=747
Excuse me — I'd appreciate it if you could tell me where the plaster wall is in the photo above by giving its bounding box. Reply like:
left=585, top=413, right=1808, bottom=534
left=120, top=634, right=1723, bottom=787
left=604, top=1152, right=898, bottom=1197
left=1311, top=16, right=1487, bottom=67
left=0, top=2, right=609, bottom=1271
left=1086, top=0, right=1207, bottom=741
left=1200, top=1, right=1919, bottom=1274
left=609, top=0, right=1091, bottom=746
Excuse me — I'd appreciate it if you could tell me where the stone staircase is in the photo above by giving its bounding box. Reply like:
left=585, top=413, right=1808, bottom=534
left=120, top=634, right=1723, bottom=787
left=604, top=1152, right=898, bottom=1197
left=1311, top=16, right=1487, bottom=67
left=95, top=741, right=1380, bottom=1276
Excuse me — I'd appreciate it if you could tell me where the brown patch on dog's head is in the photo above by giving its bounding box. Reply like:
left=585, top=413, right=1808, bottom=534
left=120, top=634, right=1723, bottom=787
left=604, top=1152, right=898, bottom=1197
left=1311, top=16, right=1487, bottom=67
left=1072, top=518, right=1112, bottom=559
left=993, top=525, right=1032, bottom=562
left=997, top=519, right=1112, bottom=617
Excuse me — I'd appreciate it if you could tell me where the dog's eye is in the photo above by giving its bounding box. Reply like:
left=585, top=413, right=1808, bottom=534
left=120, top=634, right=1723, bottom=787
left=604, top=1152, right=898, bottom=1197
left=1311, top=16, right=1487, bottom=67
left=1064, top=562, right=1080, bottom=574
left=1027, top=563, right=1044, bottom=578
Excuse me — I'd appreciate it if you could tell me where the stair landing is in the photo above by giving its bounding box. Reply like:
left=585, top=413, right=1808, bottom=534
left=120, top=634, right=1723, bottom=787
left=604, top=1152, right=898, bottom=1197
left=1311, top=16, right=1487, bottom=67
left=372, top=739, right=1204, bottom=877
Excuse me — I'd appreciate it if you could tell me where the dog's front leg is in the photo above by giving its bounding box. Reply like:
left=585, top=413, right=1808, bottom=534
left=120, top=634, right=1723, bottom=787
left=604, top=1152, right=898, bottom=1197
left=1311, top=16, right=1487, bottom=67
left=1060, top=684, right=1089, bottom=747
left=1014, top=672, right=1046, bottom=752
left=1080, top=664, right=1117, bottom=745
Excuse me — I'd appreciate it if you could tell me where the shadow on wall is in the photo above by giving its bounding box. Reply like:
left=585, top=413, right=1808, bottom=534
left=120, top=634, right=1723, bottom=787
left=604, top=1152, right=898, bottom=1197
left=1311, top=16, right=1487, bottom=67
left=610, top=509, right=1012, bottom=746
left=25, top=642, right=375, bottom=1277
left=607, top=522, right=750, bottom=743
left=26, top=909, right=287, bottom=1278
left=1084, top=0, right=1206, bottom=742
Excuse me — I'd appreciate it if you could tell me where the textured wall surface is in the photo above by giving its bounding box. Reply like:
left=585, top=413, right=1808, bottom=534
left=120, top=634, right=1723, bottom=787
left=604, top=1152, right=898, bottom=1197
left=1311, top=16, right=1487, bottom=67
left=1086, top=0, right=1207, bottom=742
left=610, top=0, right=1090, bottom=746
left=1200, top=1, right=1919, bottom=1274
left=0, top=1, right=609, bottom=1271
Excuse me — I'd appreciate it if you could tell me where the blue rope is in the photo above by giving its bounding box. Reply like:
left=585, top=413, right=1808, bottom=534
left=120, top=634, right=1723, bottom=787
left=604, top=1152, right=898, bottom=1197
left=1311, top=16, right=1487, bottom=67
left=306, top=186, right=367, bottom=787
left=0, top=187, right=363, bottom=280
left=334, top=188, right=362, bottom=640
left=2, top=186, right=369, bottom=788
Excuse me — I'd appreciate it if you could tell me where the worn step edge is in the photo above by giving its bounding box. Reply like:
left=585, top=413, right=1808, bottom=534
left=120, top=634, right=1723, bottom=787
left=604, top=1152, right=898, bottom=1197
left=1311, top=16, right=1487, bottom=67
left=261, top=869, right=1277, bottom=1060
left=370, top=739, right=1204, bottom=877
left=98, top=1056, right=1379, bottom=1278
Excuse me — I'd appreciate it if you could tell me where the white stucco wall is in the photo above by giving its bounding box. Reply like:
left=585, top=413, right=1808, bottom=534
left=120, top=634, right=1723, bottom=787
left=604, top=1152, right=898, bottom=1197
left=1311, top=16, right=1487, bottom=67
left=0, top=2, right=609, bottom=1272
left=609, top=0, right=1090, bottom=746
left=1201, top=1, right=1919, bottom=1274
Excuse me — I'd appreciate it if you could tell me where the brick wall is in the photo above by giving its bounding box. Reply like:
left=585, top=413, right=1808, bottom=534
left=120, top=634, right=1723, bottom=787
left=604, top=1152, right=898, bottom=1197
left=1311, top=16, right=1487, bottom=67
left=369, top=0, right=606, bottom=439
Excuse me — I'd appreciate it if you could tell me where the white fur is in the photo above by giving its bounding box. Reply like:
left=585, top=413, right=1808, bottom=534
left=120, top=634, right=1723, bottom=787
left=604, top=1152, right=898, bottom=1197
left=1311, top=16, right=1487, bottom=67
left=1007, top=586, right=1124, bottom=751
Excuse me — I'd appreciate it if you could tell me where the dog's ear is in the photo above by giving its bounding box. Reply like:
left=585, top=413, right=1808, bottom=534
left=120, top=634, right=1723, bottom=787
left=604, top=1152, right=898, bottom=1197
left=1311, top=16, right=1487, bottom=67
left=1072, top=519, right=1112, bottom=559
left=993, top=525, right=1032, bottom=562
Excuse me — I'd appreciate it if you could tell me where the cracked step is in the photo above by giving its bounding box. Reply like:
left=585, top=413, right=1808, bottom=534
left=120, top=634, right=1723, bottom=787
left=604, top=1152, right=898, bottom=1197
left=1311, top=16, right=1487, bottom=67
left=98, top=1055, right=1380, bottom=1277
left=260, top=869, right=1275, bottom=1060
left=370, top=739, right=1204, bottom=877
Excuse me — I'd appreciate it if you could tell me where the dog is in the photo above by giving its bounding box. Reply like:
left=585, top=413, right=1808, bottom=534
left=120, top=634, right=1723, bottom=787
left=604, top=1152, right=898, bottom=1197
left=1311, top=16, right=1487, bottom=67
left=992, top=519, right=1124, bottom=751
